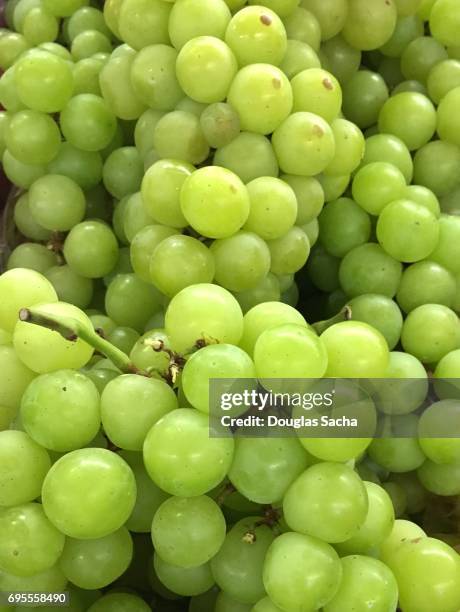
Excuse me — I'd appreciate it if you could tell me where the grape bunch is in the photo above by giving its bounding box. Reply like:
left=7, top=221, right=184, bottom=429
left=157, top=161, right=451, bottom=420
left=1, top=0, right=460, bottom=610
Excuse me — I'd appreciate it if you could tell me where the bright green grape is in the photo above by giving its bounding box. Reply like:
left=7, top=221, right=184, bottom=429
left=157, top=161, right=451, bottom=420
left=87, top=593, right=150, bottom=612
left=229, top=437, right=308, bottom=505
left=437, top=86, right=460, bottom=148
left=70, top=30, right=111, bottom=60
left=244, top=177, right=297, bottom=240
left=181, top=343, right=255, bottom=413
left=176, top=96, right=208, bottom=116
left=319, top=173, right=352, bottom=201
left=301, top=0, right=348, bottom=40
left=251, top=597, right=282, bottom=612
left=254, top=323, right=327, bottom=378
left=153, top=110, right=209, bottom=165
left=154, top=554, right=214, bottom=597
left=176, top=36, right=237, bottom=104
left=360, top=133, right=413, bottom=183
left=402, top=185, right=440, bottom=216
left=348, top=294, right=403, bottom=349
left=20, top=369, right=100, bottom=452
left=227, top=64, right=292, bottom=135
left=123, top=192, right=156, bottom=243
left=430, top=0, right=460, bottom=47
left=59, top=527, right=133, bottom=590
left=13, top=302, right=94, bottom=373
left=150, top=235, right=215, bottom=297
left=429, top=214, right=460, bottom=275
left=281, top=174, right=324, bottom=224
left=2, top=149, right=46, bottom=189
left=41, top=448, right=136, bottom=539
left=118, top=0, right=171, bottom=50
left=291, top=68, right=341, bottom=122
left=0, top=344, right=36, bottom=430
left=401, top=303, right=460, bottom=363
left=397, top=261, right=456, bottom=313
left=0, top=430, right=50, bottom=507
left=28, top=174, right=85, bottom=232
left=129, top=328, right=171, bottom=376
left=272, top=112, right=335, bottom=176
left=151, top=495, right=226, bottom=568
left=283, top=8, right=321, bottom=51
left=213, top=132, right=279, bottom=184
left=225, top=6, right=287, bottom=67
left=101, top=374, right=177, bottom=451
left=180, top=166, right=249, bottom=239
left=324, top=555, right=398, bottom=612
left=263, top=532, right=342, bottom=611
left=435, top=348, right=460, bottom=380
left=428, top=59, right=460, bottom=104
left=199, top=102, right=240, bottom=149
left=64, top=220, right=119, bottom=279
left=60, top=94, right=117, bottom=153
left=380, top=518, right=426, bottom=563
left=143, top=408, right=234, bottom=496
left=5, top=109, right=60, bottom=165
left=67, top=6, right=111, bottom=40
left=168, top=0, right=231, bottom=50
left=381, top=14, right=424, bottom=57
left=352, top=162, right=406, bottom=215
left=0, top=32, right=29, bottom=71
left=319, top=198, right=371, bottom=258
left=99, top=51, right=147, bottom=120
left=211, top=516, right=275, bottom=604
left=7, top=243, right=57, bottom=274
left=322, top=321, right=390, bottom=377
left=130, top=225, right=178, bottom=283
left=342, top=0, right=397, bottom=50
left=280, top=39, right=320, bottom=79
left=325, top=119, right=365, bottom=176
left=268, top=226, right=310, bottom=274
left=378, top=92, right=436, bottom=151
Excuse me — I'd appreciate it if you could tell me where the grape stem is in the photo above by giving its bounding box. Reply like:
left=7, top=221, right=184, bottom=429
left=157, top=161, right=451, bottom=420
left=18, top=306, right=142, bottom=375
left=312, top=305, right=352, bottom=335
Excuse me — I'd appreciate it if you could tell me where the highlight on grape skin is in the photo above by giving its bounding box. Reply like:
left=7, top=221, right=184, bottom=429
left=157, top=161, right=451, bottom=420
left=0, top=0, right=460, bottom=609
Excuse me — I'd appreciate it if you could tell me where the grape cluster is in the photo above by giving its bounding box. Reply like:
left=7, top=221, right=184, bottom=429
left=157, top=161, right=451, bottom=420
left=1, top=0, right=460, bottom=610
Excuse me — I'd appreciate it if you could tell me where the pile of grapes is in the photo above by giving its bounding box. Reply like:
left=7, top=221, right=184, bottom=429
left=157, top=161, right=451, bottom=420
left=1, top=0, right=460, bottom=610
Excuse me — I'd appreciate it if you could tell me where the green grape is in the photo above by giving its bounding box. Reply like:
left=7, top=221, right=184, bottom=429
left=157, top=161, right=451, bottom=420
left=2, top=149, right=46, bottom=189
left=88, top=593, right=150, bottom=612
left=280, top=39, right=320, bottom=80
left=153, top=110, right=209, bottom=165
left=20, top=369, right=100, bottom=452
left=180, top=166, right=249, bottom=239
left=414, top=141, right=460, bottom=199
left=229, top=437, right=308, bottom=505
left=45, top=266, right=93, bottom=310
left=181, top=343, right=255, bottom=413
left=324, top=119, right=365, bottom=176
left=106, top=327, right=139, bottom=355
left=402, top=185, right=440, bottom=216
left=339, top=243, right=403, bottom=298
left=392, top=79, right=426, bottom=94
left=263, top=532, right=341, bottom=611
left=360, top=133, right=413, bottom=183
left=0, top=502, right=64, bottom=577
left=254, top=323, right=327, bottom=378
left=429, top=214, right=460, bottom=275
left=0, top=564, right=67, bottom=594
left=324, top=555, right=398, bottom=612
left=213, top=132, right=279, bottom=183
left=380, top=518, right=426, bottom=563
left=175, top=96, right=208, bottom=116
left=243, top=177, right=297, bottom=240
left=0, top=430, right=50, bottom=507
left=322, top=321, right=389, bottom=377
left=154, top=554, right=214, bottom=597
left=342, top=0, right=397, bottom=50
left=152, top=495, right=226, bottom=568
left=59, top=527, right=133, bottom=590
left=318, top=198, right=371, bottom=258
left=418, top=458, right=460, bottom=495
left=168, top=0, right=231, bottom=50
left=280, top=175, right=324, bottom=225
left=348, top=294, right=403, bottom=349
left=291, top=68, right=341, bottom=122
left=105, top=273, right=162, bottom=332
left=234, top=274, right=282, bottom=313
left=0, top=32, right=29, bottom=71
left=430, top=0, right=460, bottom=47
left=211, top=517, right=275, bottom=604
left=378, top=92, right=436, bottom=151
left=390, top=472, right=427, bottom=513
left=306, top=244, right=340, bottom=292
left=352, top=162, right=407, bottom=216
left=101, top=374, right=177, bottom=451
left=123, top=192, right=156, bottom=243
left=215, top=592, right=251, bottom=612
left=225, top=6, right=287, bottom=67
left=437, top=86, right=460, bottom=148
left=48, top=142, right=103, bottom=191
left=42, top=0, right=87, bottom=17
left=199, top=103, right=240, bottom=149
left=130, top=44, right=183, bottom=110
left=401, top=36, right=448, bottom=83
left=300, top=0, right=347, bottom=40
left=143, top=408, right=234, bottom=496
left=401, top=303, right=460, bottom=363
left=103, top=146, right=144, bottom=199
left=283, top=8, right=321, bottom=51
left=7, top=243, right=57, bottom=274
left=130, top=225, right=178, bottom=282
left=427, top=59, right=460, bottom=104
left=134, top=109, right=165, bottom=158
left=64, top=220, right=119, bottom=279
left=67, top=6, right=111, bottom=40
left=387, top=537, right=460, bottom=612
left=227, top=64, right=292, bottom=135
left=381, top=14, right=424, bottom=57
left=176, top=36, right=237, bottom=104
left=418, top=399, right=460, bottom=464
left=13, top=302, right=94, bottom=374
left=397, top=261, right=456, bottom=313
left=211, top=232, right=270, bottom=292
left=99, top=52, right=147, bottom=120
left=28, top=174, right=85, bottom=232
left=103, top=0, right=122, bottom=38
left=320, top=36, right=361, bottom=85
left=71, top=57, right=105, bottom=96
left=239, top=301, right=307, bottom=355
left=117, top=0, right=171, bottom=50
left=272, top=112, right=335, bottom=176
left=5, top=109, right=60, bottom=166
left=84, top=369, right=118, bottom=394
left=42, top=448, right=136, bottom=539
left=38, top=41, right=72, bottom=60
left=129, top=328, right=171, bottom=376
left=249, top=0, right=299, bottom=18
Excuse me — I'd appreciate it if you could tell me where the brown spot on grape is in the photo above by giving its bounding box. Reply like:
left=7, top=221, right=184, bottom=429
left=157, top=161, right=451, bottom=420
left=230, top=185, right=237, bottom=193
left=323, top=78, right=333, bottom=90
left=312, top=124, right=324, bottom=137
left=260, top=14, right=272, bottom=25
left=272, top=78, right=281, bottom=89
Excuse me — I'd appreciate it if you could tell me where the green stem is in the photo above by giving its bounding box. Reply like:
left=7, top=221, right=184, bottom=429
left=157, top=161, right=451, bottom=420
left=312, top=305, right=352, bottom=335
left=19, top=306, right=141, bottom=375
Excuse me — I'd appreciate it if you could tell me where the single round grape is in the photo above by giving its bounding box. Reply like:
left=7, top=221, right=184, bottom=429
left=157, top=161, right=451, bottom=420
left=2, top=149, right=46, bottom=189
left=70, top=30, right=111, bottom=60
left=227, top=64, right=292, bottom=135
left=380, top=518, right=426, bottom=564
left=381, top=14, right=424, bottom=56
left=281, top=174, right=324, bottom=224
left=28, top=174, right=85, bottom=232
left=280, top=39, right=321, bottom=79
left=213, top=132, right=279, bottom=184
left=325, top=118, right=365, bottom=177
left=352, top=162, right=407, bottom=215
left=7, top=243, right=57, bottom=275
left=105, top=273, right=162, bottom=332
left=180, top=166, right=249, bottom=239
left=60, top=94, right=117, bottom=153
left=199, top=102, right=240, bottom=149
left=225, top=6, right=287, bottom=66
left=103, top=146, right=143, bottom=199
left=348, top=294, right=403, bottom=349
left=283, top=7, right=321, bottom=51
left=67, top=6, right=111, bottom=40
left=397, top=261, right=456, bottom=313
left=401, top=35, right=448, bottom=84
left=154, top=554, right=214, bottom=597
left=5, top=109, right=60, bottom=165
left=64, top=220, right=119, bottom=279
left=87, top=593, right=151, bottom=612
left=101, top=374, right=177, bottom=451
left=291, top=68, right=342, bottom=123
left=13, top=193, right=50, bottom=242
left=168, top=0, right=231, bottom=50
left=430, top=0, right=460, bottom=47
left=47, top=142, right=103, bottom=191
left=244, top=177, right=297, bottom=240
left=413, top=140, right=460, bottom=197
left=129, top=328, right=171, bottom=376
left=117, top=0, right=171, bottom=50
left=339, top=243, right=403, bottom=298
left=42, top=448, right=136, bottom=539
left=342, top=70, right=389, bottom=129
left=0, top=502, right=64, bottom=578
left=360, top=132, right=413, bottom=183
left=0, top=430, right=51, bottom=507
left=130, top=44, right=182, bottom=110
left=429, top=214, right=460, bottom=275
left=22, top=7, right=59, bottom=46
left=153, top=110, right=209, bottom=165
left=263, top=532, right=342, bottom=611
left=427, top=59, right=460, bottom=104
left=301, top=0, right=348, bottom=40
left=319, top=197, right=371, bottom=258
left=272, top=112, right=335, bottom=176
left=99, top=52, right=147, bottom=120
left=59, top=527, right=133, bottom=590
left=378, top=92, right=436, bottom=151
left=321, top=321, right=390, bottom=377
left=402, top=185, right=440, bottom=217
left=342, top=0, right=397, bottom=50
left=152, top=495, right=226, bottom=568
